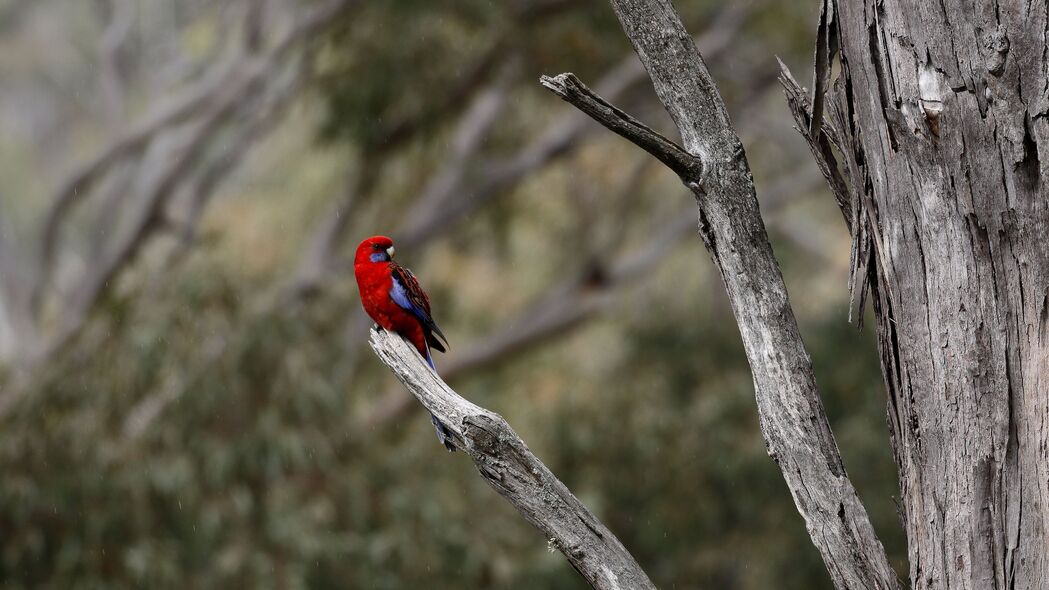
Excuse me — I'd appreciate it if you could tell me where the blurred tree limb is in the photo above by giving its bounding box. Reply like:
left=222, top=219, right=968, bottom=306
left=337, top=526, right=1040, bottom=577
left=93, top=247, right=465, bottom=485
left=287, top=2, right=751, bottom=298
left=0, top=0, right=361, bottom=368
left=356, top=132, right=822, bottom=443
left=92, top=3, right=767, bottom=442
left=368, top=327, right=657, bottom=590
left=121, top=153, right=822, bottom=446
left=358, top=204, right=695, bottom=435
left=0, top=0, right=361, bottom=417
left=542, top=0, right=899, bottom=588
left=289, top=2, right=758, bottom=387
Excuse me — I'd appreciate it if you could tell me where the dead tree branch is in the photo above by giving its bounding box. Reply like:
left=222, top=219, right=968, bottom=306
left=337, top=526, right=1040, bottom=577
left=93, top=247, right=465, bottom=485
left=541, top=1, right=900, bottom=588
left=368, top=328, right=656, bottom=590
left=540, top=73, right=702, bottom=181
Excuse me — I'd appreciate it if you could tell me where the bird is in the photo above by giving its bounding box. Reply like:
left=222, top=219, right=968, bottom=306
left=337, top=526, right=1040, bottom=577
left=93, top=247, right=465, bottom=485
left=353, top=235, right=456, bottom=451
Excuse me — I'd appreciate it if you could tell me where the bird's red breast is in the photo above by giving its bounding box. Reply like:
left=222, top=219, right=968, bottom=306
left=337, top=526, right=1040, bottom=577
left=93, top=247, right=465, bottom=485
left=353, top=236, right=446, bottom=363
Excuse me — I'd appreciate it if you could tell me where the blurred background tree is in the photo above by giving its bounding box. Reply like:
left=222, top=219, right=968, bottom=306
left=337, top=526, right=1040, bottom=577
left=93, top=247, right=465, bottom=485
left=0, top=0, right=904, bottom=588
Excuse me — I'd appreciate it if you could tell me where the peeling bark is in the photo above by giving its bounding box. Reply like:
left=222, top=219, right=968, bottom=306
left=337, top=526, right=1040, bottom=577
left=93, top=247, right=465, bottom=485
left=788, top=0, right=1049, bottom=587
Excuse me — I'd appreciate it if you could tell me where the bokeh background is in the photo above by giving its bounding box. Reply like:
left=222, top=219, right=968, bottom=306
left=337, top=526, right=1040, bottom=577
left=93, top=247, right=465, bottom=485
left=0, top=0, right=905, bottom=588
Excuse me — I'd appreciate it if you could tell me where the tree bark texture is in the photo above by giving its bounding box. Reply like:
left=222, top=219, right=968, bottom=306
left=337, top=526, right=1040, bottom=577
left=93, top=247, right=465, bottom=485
left=545, top=1, right=900, bottom=588
left=794, top=1, right=1049, bottom=588
left=368, top=329, right=657, bottom=590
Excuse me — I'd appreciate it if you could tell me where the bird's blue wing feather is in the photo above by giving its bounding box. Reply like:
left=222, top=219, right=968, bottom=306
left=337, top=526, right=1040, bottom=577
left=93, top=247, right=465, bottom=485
left=389, top=271, right=431, bottom=323
left=388, top=264, right=448, bottom=352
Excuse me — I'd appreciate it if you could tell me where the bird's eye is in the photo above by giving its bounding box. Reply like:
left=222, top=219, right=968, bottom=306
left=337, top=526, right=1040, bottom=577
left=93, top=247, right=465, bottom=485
left=372, top=244, right=382, bottom=250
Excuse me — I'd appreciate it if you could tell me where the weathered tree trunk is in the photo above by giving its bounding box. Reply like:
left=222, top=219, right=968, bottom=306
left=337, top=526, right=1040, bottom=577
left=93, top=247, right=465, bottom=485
left=379, top=0, right=1049, bottom=586
left=795, top=1, right=1049, bottom=587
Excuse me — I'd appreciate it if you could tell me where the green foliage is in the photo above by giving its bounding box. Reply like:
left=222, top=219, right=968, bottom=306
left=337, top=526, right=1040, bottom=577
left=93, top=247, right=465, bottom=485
left=316, top=0, right=500, bottom=147
left=316, top=0, right=631, bottom=148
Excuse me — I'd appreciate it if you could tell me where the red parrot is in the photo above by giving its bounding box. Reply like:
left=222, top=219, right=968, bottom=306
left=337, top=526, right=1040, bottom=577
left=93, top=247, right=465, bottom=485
left=354, top=235, right=455, bottom=451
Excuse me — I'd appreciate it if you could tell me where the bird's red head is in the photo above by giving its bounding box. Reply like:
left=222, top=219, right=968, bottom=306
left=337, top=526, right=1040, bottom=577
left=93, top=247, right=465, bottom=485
left=354, top=235, right=396, bottom=266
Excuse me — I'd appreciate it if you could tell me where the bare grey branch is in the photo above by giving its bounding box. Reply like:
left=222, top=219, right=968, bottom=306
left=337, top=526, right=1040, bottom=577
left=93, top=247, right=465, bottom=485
left=540, top=73, right=703, bottom=183
left=368, top=328, right=656, bottom=590
left=542, top=1, right=901, bottom=588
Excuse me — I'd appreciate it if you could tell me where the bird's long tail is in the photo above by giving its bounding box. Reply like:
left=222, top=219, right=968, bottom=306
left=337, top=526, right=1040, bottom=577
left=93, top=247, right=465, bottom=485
left=430, top=413, right=456, bottom=452
left=425, top=349, right=457, bottom=452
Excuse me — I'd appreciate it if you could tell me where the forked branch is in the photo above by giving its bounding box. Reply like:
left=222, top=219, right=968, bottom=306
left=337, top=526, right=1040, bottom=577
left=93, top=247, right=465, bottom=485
left=540, top=73, right=702, bottom=182
left=541, top=1, right=900, bottom=588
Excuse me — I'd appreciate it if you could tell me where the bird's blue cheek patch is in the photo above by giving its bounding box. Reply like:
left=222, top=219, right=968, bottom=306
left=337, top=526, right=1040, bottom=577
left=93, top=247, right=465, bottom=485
left=370, top=252, right=389, bottom=263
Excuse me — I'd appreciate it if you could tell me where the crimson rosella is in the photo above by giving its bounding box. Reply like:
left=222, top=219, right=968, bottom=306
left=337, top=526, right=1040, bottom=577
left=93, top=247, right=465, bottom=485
left=353, top=235, right=455, bottom=451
